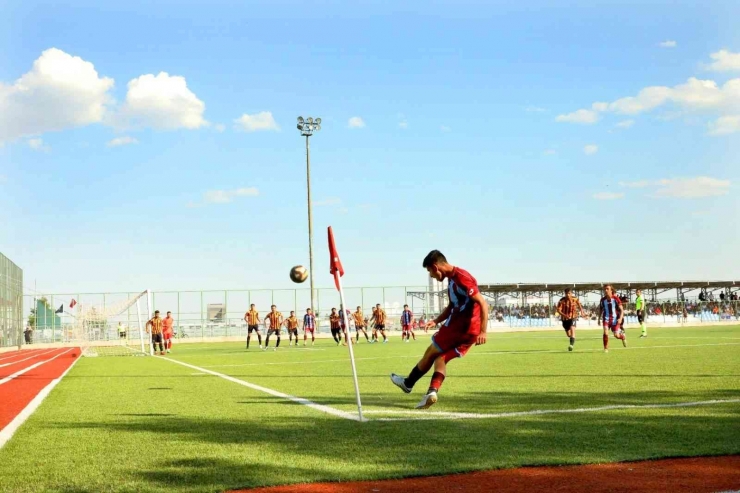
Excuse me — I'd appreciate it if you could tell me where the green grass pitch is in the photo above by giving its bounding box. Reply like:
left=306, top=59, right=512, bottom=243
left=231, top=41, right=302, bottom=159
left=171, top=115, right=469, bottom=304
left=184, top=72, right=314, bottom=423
left=1, top=325, right=739, bottom=492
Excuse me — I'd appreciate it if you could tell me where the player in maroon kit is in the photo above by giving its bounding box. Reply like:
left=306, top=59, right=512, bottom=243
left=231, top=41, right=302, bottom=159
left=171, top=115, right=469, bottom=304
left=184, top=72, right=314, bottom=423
left=390, top=250, right=488, bottom=409
left=598, top=284, right=627, bottom=353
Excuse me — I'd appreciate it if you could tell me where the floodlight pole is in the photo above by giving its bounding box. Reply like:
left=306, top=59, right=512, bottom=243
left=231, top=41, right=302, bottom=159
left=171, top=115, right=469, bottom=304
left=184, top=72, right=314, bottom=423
left=297, top=117, right=321, bottom=313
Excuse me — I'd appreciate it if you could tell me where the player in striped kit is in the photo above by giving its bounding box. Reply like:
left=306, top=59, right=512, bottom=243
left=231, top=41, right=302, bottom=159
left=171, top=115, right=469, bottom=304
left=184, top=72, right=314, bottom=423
left=286, top=311, right=300, bottom=347
left=598, top=285, right=627, bottom=353
left=303, top=308, right=316, bottom=346
left=353, top=307, right=370, bottom=343
left=263, top=305, right=283, bottom=351
left=401, top=304, right=416, bottom=342
left=244, top=304, right=263, bottom=350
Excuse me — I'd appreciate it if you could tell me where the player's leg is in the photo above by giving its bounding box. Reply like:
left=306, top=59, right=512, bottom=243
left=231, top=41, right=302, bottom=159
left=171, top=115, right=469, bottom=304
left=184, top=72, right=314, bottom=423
left=363, top=328, right=369, bottom=341
left=410, top=329, right=416, bottom=340
left=381, top=328, right=387, bottom=342
left=275, top=332, right=281, bottom=350
left=391, top=342, right=444, bottom=394
left=247, top=328, right=251, bottom=349
left=602, top=324, right=609, bottom=352
left=158, top=334, right=165, bottom=354
left=613, top=325, right=627, bottom=347
left=639, top=312, right=647, bottom=338
left=264, top=330, right=271, bottom=349
left=569, top=323, right=576, bottom=350
left=256, top=328, right=263, bottom=348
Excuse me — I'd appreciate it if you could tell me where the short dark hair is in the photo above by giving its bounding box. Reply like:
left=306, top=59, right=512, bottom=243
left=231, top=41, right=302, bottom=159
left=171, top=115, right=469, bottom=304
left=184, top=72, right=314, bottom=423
left=423, top=250, right=447, bottom=268
left=564, top=288, right=572, bottom=294
left=154, top=310, right=160, bottom=314
left=271, top=305, right=276, bottom=308
left=404, top=304, right=408, bottom=308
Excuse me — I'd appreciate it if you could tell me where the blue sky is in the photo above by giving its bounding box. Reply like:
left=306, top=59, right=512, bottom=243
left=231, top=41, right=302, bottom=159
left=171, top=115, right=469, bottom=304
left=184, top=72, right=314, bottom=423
left=1, top=0, right=739, bottom=295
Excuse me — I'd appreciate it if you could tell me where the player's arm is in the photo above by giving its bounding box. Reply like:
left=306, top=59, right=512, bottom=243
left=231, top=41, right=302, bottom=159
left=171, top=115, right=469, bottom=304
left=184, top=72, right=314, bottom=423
left=472, top=292, right=489, bottom=345
left=616, top=300, right=624, bottom=324
left=429, top=303, right=453, bottom=328
left=598, top=303, right=604, bottom=323
left=145, top=319, right=152, bottom=333
left=555, top=301, right=564, bottom=318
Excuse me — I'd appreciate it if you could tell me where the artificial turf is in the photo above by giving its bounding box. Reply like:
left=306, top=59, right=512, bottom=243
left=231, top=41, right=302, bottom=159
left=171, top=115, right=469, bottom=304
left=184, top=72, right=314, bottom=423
left=1, top=325, right=738, bottom=492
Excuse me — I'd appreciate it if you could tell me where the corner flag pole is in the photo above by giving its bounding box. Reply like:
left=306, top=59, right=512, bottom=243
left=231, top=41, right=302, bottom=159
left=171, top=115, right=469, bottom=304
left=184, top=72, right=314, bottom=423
left=328, top=227, right=365, bottom=422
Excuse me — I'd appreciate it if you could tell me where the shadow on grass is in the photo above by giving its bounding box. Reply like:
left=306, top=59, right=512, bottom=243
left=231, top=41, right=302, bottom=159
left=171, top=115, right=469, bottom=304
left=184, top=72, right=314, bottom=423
left=48, top=389, right=740, bottom=491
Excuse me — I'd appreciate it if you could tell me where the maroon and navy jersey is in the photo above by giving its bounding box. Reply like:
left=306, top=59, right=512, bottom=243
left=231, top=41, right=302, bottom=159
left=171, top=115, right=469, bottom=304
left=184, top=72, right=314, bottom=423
left=303, top=314, right=316, bottom=329
left=443, top=267, right=481, bottom=332
left=339, top=309, right=351, bottom=327
left=401, top=310, right=413, bottom=326
left=600, top=296, right=622, bottom=325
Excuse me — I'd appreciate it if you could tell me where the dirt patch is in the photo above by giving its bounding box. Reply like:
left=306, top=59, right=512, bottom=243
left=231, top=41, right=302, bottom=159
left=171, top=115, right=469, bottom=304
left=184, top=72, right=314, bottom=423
left=235, top=455, right=740, bottom=493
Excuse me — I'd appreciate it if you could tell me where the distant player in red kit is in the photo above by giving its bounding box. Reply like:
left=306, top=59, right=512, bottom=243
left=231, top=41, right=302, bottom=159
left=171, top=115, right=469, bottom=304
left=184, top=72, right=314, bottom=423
left=598, top=284, right=627, bottom=353
left=391, top=250, right=488, bottom=409
left=400, top=304, right=416, bottom=342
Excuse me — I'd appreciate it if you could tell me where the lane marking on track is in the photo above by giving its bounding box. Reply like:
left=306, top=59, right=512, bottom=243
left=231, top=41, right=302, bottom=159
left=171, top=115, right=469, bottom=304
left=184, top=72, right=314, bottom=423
left=366, top=398, right=740, bottom=421
left=0, top=349, right=44, bottom=362
left=162, top=357, right=364, bottom=421
left=0, top=349, right=74, bottom=386
left=199, top=342, right=740, bottom=369
left=0, top=349, right=60, bottom=368
left=0, top=352, right=81, bottom=449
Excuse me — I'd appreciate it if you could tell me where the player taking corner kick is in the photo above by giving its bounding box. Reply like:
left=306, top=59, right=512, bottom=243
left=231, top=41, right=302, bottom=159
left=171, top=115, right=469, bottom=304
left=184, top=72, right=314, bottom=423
left=390, top=250, right=488, bottom=409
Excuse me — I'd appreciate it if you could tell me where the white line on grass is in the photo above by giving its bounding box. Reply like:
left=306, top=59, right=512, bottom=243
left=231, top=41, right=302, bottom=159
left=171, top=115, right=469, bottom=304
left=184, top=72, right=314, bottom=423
left=0, top=349, right=74, bottom=386
left=366, top=398, right=740, bottom=421
left=0, top=353, right=81, bottom=449
left=0, top=349, right=60, bottom=368
left=162, top=357, right=364, bottom=422
left=201, top=342, right=740, bottom=369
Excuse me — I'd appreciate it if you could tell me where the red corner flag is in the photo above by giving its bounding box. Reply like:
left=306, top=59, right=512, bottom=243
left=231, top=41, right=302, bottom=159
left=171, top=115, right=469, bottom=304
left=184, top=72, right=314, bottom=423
left=69, top=299, right=77, bottom=309
left=328, top=227, right=344, bottom=291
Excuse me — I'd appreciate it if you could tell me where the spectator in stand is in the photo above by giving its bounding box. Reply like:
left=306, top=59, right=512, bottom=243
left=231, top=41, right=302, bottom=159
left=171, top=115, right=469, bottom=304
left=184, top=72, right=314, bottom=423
left=24, top=325, right=33, bottom=344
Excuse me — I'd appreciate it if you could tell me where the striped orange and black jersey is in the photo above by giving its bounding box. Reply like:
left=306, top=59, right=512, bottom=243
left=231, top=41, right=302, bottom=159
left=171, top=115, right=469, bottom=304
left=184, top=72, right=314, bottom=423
left=266, top=311, right=283, bottom=330
left=557, top=297, right=582, bottom=320
left=245, top=310, right=260, bottom=325
left=374, top=309, right=386, bottom=324
left=286, top=316, right=298, bottom=330
left=353, top=312, right=364, bottom=326
left=147, top=317, right=163, bottom=334
left=329, top=314, right=341, bottom=329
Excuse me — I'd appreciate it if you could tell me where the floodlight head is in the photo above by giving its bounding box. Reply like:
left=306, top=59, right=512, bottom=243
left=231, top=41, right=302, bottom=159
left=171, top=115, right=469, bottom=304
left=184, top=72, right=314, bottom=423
left=307, top=117, right=313, bottom=124
left=297, top=117, right=304, bottom=124
left=315, top=124, right=321, bottom=131
left=297, top=123, right=303, bottom=130
left=315, top=118, right=322, bottom=125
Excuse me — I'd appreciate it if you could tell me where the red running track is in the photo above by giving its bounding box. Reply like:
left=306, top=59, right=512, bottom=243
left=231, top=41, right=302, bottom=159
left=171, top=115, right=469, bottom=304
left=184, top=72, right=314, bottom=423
left=0, top=348, right=80, bottom=432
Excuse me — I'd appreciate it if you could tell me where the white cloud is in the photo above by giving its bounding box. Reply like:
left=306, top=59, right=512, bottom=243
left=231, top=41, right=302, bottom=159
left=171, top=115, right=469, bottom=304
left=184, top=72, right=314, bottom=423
left=708, top=115, right=740, bottom=135
left=659, top=40, right=677, bottom=48
left=107, top=136, right=138, bottom=147
left=398, top=120, right=408, bottom=129
left=234, top=112, right=279, bottom=132
left=28, top=138, right=50, bottom=152
left=203, top=187, right=259, bottom=204
left=313, top=197, right=341, bottom=207
left=116, top=72, right=207, bottom=130
left=348, top=116, right=365, bottom=129
left=704, top=50, right=740, bottom=72
left=543, top=149, right=557, bottom=155
left=583, top=144, right=599, bottom=155
left=524, top=105, right=546, bottom=112
left=214, top=123, right=226, bottom=132
left=555, top=109, right=600, bottom=124
left=618, top=180, right=650, bottom=188
left=593, top=192, right=624, bottom=200
left=615, top=119, right=635, bottom=128
left=652, top=177, right=730, bottom=198
left=0, top=48, right=114, bottom=143
left=440, top=125, right=451, bottom=132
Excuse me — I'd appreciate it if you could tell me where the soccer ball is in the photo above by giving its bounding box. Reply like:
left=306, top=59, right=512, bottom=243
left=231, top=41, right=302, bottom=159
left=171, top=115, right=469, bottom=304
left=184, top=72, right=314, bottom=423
left=290, top=265, right=308, bottom=283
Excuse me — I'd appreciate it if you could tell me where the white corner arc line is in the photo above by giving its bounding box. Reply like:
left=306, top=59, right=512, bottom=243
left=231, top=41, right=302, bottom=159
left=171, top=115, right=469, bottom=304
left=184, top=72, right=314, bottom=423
left=0, top=352, right=81, bottom=449
left=0, top=349, right=60, bottom=368
left=366, top=398, right=740, bottom=421
left=0, top=349, right=73, bottom=386
left=163, top=357, right=364, bottom=422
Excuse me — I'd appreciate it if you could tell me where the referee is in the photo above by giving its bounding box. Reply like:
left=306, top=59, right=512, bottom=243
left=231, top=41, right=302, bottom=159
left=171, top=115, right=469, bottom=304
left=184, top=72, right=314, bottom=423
left=636, top=289, right=647, bottom=338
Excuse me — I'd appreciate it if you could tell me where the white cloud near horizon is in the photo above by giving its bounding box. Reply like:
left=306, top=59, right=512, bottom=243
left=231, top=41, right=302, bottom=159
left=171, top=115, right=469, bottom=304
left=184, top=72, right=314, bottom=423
left=583, top=144, right=598, bottom=155
left=652, top=177, right=730, bottom=198
left=313, top=197, right=342, bottom=207
left=348, top=116, right=365, bottom=128
left=234, top=112, right=280, bottom=132
left=107, top=136, right=138, bottom=147
left=28, top=138, right=50, bottom=152
left=0, top=48, right=114, bottom=143
left=593, top=192, right=624, bottom=200
left=555, top=108, right=600, bottom=124
left=616, top=119, right=635, bottom=128
left=659, top=40, right=677, bottom=48
left=704, top=49, right=740, bottom=72
left=203, top=187, right=260, bottom=204
left=618, top=180, right=650, bottom=188
left=708, top=115, right=740, bottom=135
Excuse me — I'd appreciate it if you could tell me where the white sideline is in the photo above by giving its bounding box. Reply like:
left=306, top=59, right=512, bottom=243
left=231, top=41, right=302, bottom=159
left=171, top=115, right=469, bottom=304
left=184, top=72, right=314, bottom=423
left=0, top=352, right=81, bottom=449
left=0, top=349, right=59, bottom=368
left=162, top=357, right=364, bottom=422
left=0, top=349, right=74, bottom=386
left=367, top=398, right=740, bottom=421
left=201, top=342, right=740, bottom=369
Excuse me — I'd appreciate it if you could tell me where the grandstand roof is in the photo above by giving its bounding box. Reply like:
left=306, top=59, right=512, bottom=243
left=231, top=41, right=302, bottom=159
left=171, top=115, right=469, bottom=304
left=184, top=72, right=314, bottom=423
left=478, top=280, right=740, bottom=295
